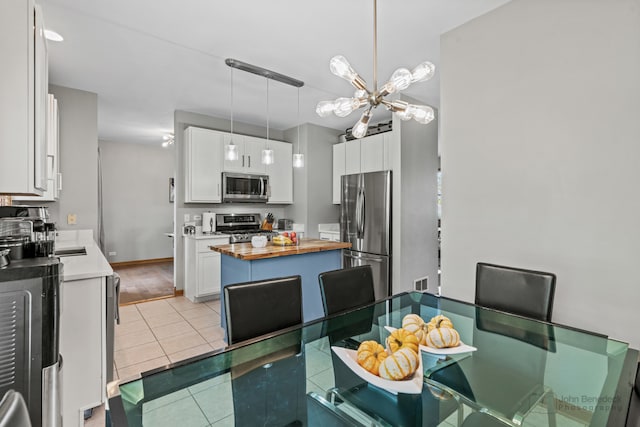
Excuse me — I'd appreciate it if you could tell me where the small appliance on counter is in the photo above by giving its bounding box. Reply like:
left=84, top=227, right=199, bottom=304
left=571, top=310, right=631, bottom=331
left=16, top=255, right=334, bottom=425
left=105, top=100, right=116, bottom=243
left=277, top=218, right=293, bottom=230
left=0, top=205, right=56, bottom=260
left=202, top=211, right=216, bottom=234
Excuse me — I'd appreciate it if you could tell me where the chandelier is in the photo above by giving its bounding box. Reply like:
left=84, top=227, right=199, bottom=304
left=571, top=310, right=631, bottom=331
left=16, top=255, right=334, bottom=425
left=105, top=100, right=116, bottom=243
left=316, top=0, right=436, bottom=138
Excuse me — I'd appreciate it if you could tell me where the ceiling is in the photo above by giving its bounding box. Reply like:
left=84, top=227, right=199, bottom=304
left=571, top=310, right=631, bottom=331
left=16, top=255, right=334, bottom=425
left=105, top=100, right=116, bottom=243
left=42, top=0, right=511, bottom=145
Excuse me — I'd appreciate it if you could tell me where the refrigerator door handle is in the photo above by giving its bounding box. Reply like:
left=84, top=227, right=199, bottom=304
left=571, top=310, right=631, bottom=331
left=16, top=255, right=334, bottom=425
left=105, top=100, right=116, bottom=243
left=355, top=188, right=362, bottom=237
left=344, top=251, right=383, bottom=262
left=359, top=189, right=366, bottom=237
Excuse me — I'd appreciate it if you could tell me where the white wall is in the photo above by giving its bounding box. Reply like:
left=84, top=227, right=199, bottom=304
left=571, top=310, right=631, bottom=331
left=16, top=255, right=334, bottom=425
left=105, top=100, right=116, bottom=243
left=99, top=140, right=174, bottom=262
left=440, top=0, right=640, bottom=348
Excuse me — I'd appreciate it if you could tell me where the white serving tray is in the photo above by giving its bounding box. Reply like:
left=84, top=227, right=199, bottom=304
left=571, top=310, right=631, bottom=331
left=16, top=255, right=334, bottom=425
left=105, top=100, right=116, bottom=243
left=384, top=326, right=477, bottom=356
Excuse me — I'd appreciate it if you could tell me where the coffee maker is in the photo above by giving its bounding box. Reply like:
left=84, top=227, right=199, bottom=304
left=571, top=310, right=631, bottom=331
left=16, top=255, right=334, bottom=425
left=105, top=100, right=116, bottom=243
left=0, top=205, right=56, bottom=260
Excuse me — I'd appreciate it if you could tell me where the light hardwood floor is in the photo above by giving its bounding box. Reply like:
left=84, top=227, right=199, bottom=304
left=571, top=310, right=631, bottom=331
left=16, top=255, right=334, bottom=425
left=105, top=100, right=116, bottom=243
left=114, top=261, right=174, bottom=305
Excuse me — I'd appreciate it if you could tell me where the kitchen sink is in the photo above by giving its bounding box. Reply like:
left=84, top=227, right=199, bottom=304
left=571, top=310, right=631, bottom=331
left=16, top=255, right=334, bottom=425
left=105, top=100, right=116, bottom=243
left=55, top=247, right=87, bottom=257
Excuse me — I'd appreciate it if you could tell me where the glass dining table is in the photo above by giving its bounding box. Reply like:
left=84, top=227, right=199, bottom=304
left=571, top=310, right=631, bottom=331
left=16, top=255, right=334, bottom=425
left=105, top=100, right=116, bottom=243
left=107, top=292, right=638, bottom=427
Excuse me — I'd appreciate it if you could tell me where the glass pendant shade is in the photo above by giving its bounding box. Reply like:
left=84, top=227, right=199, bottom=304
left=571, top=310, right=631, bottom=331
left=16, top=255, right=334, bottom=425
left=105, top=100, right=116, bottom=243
left=225, top=141, right=239, bottom=161
left=292, top=153, right=304, bottom=168
left=262, top=148, right=274, bottom=165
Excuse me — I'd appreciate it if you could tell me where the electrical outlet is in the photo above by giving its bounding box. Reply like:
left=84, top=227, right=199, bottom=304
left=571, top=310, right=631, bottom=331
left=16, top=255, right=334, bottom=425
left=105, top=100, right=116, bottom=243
left=108, top=251, right=116, bottom=256
left=184, top=214, right=190, bottom=222
left=414, top=276, right=429, bottom=292
left=67, top=214, right=77, bottom=225
left=193, top=214, right=202, bottom=221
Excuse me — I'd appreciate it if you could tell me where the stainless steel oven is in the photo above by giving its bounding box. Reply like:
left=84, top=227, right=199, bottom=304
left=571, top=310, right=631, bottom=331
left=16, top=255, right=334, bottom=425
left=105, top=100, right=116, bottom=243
left=222, top=172, right=269, bottom=203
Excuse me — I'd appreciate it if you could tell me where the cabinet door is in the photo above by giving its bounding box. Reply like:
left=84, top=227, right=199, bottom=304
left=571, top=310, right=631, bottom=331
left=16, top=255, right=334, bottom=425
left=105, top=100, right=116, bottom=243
left=345, top=139, right=361, bottom=175
left=222, top=133, right=245, bottom=172
left=198, top=251, right=221, bottom=296
left=185, top=127, right=223, bottom=203
left=332, top=143, right=345, bottom=204
left=266, top=140, right=293, bottom=204
left=244, top=136, right=266, bottom=174
left=33, top=5, right=48, bottom=192
left=360, top=134, right=385, bottom=173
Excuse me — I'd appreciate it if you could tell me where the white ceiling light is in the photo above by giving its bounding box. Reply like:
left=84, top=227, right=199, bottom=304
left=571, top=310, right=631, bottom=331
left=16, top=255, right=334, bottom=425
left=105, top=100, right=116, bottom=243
left=292, top=87, right=304, bottom=168
left=225, top=59, right=304, bottom=166
left=316, top=0, right=436, bottom=138
left=225, top=68, right=239, bottom=161
left=161, top=133, right=174, bottom=148
left=44, top=29, right=64, bottom=42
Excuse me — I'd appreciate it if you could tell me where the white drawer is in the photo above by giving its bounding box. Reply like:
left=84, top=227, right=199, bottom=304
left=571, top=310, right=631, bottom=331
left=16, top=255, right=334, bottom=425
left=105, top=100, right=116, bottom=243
left=319, top=232, right=340, bottom=242
left=197, top=238, right=228, bottom=252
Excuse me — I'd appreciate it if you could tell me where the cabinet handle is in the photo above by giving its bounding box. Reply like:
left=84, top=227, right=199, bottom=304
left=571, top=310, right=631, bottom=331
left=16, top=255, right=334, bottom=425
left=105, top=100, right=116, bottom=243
left=242, top=155, right=245, bottom=167
left=248, top=156, right=251, bottom=168
left=57, top=173, right=62, bottom=191
left=217, top=183, right=220, bottom=196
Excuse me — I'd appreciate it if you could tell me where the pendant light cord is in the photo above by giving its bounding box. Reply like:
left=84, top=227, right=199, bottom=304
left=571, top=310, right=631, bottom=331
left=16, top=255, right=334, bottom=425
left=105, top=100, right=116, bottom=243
left=230, top=68, right=234, bottom=136
left=373, top=0, right=378, bottom=92
left=266, top=79, right=270, bottom=145
left=297, top=88, right=301, bottom=154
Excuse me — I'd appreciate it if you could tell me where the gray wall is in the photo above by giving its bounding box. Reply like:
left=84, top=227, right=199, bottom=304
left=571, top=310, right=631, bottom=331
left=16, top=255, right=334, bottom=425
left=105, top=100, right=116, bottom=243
left=284, top=123, right=341, bottom=237
left=26, top=85, right=99, bottom=236
left=173, top=110, right=288, bottom=290
left=440, top=0, right=640, bottom=347
left=99, top=140, right=174, bottom=262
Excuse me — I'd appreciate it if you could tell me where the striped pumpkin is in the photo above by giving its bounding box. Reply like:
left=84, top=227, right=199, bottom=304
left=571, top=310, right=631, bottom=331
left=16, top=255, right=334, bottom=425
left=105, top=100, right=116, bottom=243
left=386, top=328, right=420, bottom=354
left=426, top=315, right=454, bottom=332
left=356, top=341, right=388, bottom=375
left=379, top=347, right=419, bottom=380
left=425, top=327, right=460, bottom=349
left=402, top=314, right=429, bottom=345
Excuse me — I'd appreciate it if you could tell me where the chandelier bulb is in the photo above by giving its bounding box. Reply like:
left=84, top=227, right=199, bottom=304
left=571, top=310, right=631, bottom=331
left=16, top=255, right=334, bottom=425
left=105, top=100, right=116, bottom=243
left=352, top=109, right=372, bottom=139
left=316, top=100, right=336, bottom=117
left=411, top=61, right=436, bottom=83
left=333, top=97, right=360, bottom=118
left=408, top=104, right=435, bottom=124
left=330, top=55, right=357, bottom=82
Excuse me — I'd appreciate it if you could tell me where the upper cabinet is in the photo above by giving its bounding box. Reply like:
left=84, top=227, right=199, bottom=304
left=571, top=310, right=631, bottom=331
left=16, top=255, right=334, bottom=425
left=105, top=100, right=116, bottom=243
left=14, top=95, right=61, bottom=202
left=0, top=0, right=48, bottom=195
left=266, top=141, right=293, bottom=204
left=332, top=132, right=391, bottom=204
left=222, top=135, right=265, bottom=174
left=185, top=127, right=224, bottom=203
left=185, top=126, right=293, bottom=204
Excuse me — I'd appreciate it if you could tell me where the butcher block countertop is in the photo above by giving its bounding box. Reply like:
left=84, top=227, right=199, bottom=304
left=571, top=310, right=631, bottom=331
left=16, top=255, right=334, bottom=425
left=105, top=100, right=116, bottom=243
left=210, top=238, right=351, bottom=261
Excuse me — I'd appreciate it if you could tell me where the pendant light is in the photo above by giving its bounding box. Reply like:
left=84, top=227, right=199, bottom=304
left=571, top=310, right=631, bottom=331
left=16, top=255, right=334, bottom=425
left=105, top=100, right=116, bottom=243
left=225, top=68, right=239, bottom=161
left=316, top=0, right=435, bottom=138
left=292, top=87, right=304, bottom=168
left=262, top=79, right=274, bottom=165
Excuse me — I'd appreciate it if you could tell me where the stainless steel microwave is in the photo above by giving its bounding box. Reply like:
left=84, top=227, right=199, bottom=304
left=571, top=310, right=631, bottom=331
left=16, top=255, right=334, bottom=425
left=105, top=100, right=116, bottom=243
left=222, top=172, right=269, bottom=203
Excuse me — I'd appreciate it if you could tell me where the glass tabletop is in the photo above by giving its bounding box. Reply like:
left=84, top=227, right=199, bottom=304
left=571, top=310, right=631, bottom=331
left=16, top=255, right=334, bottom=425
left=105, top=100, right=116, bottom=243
left=107, top=292, right=637, bottom=427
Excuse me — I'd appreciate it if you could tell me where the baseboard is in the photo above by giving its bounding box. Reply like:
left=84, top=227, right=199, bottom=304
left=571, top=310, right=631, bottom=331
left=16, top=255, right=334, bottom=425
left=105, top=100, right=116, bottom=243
left=110, top=257, right=173, bottom=268
left=175, top=289, right=183, bottom=296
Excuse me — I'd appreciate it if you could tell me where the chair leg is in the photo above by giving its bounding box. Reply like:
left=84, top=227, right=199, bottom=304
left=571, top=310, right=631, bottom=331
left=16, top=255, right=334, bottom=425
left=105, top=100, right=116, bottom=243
left=545, top=391, right=557, bottom=427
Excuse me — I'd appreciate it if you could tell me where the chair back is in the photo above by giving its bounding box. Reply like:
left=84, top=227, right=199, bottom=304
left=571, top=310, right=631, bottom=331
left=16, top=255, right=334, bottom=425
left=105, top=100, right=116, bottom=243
left=475, top=262, right=556, bottom=321
left=224, top=275, right=302, bottom=345
left=0, top=390, right=32, bottom=427
left=627, top=362, right=640, bottom=427
left=319, top=265, right=375, bottom=316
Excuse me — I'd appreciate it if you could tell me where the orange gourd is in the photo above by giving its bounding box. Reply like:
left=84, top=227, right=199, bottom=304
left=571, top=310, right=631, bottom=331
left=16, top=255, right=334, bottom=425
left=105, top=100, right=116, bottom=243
left=386, top=328, right=420, bottom=354
left=356, top=340, right=388, bottom=375
left=379, top=347, right=419, bottom=380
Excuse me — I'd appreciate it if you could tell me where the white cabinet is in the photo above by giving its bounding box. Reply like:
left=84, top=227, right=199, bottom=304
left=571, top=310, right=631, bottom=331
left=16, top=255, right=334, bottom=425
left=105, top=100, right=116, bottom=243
left=266, top=140, right=293, bottom=204
left=185, top=127, right=224, bottom=203
left=184, top=236, right=228, bottom=302
left=14, top=95, right=61, bottom=201
left=60, top=276, right=106, bottom=427
left=0, top=0, right=48, bottom=195
left=223, top=134, right=265, bottom=174
left=332, top=143, right=345, bottom=204
left=333, top=132, right=391, bottom=204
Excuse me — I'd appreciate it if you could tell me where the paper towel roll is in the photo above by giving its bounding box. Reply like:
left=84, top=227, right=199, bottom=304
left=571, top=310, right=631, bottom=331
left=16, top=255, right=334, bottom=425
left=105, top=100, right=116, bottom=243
left=202, top=212, right=216, bottom=233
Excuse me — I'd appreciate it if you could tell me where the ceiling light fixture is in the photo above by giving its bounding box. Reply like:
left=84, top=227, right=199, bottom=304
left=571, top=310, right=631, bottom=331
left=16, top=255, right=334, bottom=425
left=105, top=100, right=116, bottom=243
left=262, top=79, right=274, bottom=165
left=44, top=29, right=64, bottom=42
left=162, top=133, right=174, bottom=148
left=225, top=58, right=304, bottom=166
left=316, top=0, right=436, bottom=138
left=225, top=68, right=239, bottom=161
left=292, top=88, right=304, bottom=168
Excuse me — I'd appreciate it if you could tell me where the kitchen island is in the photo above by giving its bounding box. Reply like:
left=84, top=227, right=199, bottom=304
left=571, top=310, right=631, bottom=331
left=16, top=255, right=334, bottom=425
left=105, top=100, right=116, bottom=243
left=211, top=238, right=350, bottom=333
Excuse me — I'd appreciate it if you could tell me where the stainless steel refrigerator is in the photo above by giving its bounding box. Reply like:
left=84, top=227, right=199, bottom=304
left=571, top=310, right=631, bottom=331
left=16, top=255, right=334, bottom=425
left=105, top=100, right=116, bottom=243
left=340, top=170, right=391, bottom=300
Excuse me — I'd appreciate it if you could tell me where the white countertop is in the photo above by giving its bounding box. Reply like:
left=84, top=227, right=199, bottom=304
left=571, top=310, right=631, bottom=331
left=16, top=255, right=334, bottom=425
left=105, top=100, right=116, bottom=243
left=56, top=230, right=113, bottom=281
left=183, top=230, right=230, bottom=241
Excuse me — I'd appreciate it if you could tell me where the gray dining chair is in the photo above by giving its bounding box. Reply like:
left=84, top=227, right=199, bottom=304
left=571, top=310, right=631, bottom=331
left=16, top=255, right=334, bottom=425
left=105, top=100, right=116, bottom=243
left=475, top=262, right=556, bottom=322
left=0, top=390, right=32, bottom=427
left=224, top=275, right=305, bottom=426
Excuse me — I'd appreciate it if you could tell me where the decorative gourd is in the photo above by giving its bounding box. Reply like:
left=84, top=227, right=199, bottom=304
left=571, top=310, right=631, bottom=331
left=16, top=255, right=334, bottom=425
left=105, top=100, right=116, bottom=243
left=402, top=314, right=429, bottom=345
left=425, top=327, right=460, bottom=349
left=379, top=347, right=419, bottom=380
left=427, top=315, right=454, bottom=332
left=356, top=341, right=388, bottom=375
left=386, top=328, right=420, bottom=354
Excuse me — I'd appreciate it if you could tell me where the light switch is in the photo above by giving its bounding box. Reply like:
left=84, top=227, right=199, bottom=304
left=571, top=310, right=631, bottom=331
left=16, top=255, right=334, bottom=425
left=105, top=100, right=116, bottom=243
left=67, top=214, right=77, bottom=225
